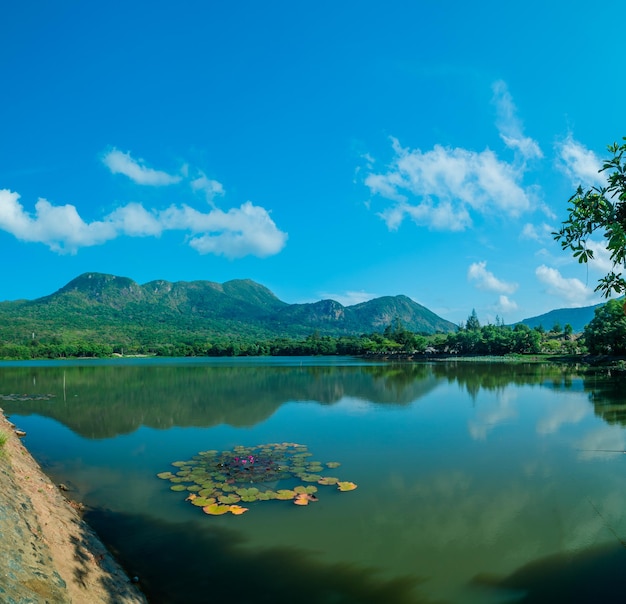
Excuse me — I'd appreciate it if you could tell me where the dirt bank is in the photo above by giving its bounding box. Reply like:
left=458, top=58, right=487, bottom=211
left=0, top=410, right=147, bottom=603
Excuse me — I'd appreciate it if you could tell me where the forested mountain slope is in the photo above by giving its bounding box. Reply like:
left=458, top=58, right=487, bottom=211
left=0, top=273, right=457, bottom=347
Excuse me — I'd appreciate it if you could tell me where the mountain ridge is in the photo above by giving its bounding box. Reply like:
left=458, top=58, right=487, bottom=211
left=517, top=301, right=604, bottom=333
left=0, top=272, right=457, bottom=341
left=2, top=272, right=609, bottom=345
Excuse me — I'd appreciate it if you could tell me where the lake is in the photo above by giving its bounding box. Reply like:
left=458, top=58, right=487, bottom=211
left=2, top=357, right=626, bottom=603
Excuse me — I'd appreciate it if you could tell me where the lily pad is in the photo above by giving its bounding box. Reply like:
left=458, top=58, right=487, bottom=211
left=294, top=485, right=318, bottom=495
left=317, top=476, right=339, bottom=485
left=236, top=487, right=260, bottom=497
left=191, top=497, right=215, bottom=507
left=275, top=489, right=296, bottom=500
left=300, top=474, right=322, bottom=482
left=160, top=442, right=356, bottom=516
left=203, top=504, right=231, bottom=515
left=229, top=505, right=249, bottom=515
left=218, top=494, right=241, bottom=504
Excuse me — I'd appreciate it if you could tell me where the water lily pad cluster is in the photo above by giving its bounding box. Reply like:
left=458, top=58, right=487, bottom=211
left=157, top=442, right=357, bottom=516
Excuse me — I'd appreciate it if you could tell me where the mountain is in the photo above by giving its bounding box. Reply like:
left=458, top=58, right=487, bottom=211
left=0, top=273, right=456, bottom=344
left=518, top=302, right=604, bottom=333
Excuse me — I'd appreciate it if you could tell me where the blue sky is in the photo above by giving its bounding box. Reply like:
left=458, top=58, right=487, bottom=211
left=1, top=1, right=625, bottom=325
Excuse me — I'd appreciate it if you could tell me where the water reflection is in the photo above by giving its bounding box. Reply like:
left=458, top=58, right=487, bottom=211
left=4, top=359, right=626, bottom=604
left=431, top=361, right=581, bottom=399
left=0, top=361, right=438, bottom=438
left=0, top=360, right=597, bottom=439
left=86, top=509, right=434, bottom=604
left=473, top=541, right=626, bottom=603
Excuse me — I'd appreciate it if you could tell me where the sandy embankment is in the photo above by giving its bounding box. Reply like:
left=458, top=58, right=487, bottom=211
left=0, top=410, right=147, bottom=604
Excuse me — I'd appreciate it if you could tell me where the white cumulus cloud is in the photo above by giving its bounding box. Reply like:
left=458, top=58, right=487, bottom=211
left=556, top=135, right=605, bottom=188
left=468, top=261, right=518, bottom=294
left=0, top=189, right=287, bottom=258
left=102, top=148, right=182, bottom=186
left=0, top=189, right=116, bottom=252
left=494, top=295, right=518, bottom=315
left=365, top=137, right=535, bottom=232
left=520, top=222, right=555, bottom=243
left=165, top=201, right=288, bottom=258
left=535, top=265, right=596, bottom=306
left=107, top=202, right=164, bottom=237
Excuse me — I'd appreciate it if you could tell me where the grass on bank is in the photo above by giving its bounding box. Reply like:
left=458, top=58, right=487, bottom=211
left=0, top=431, right=8, bottom=458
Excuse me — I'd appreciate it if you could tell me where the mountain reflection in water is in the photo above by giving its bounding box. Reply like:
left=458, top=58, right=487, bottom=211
left=3, top=358, right=626, bottom=604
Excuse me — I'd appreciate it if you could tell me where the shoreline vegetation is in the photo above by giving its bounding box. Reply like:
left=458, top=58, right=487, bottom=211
left=0, top=322, right=586, bottom=361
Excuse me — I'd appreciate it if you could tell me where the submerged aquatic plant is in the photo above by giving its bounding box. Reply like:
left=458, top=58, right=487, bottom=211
left=157, top=442, right=357, bottom=516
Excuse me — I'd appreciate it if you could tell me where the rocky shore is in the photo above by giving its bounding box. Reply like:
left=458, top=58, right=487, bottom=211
left=0, top=410, right=147, bottom=603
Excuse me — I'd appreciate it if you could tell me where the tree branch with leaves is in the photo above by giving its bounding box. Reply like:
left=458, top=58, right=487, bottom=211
left=553, top=138, right=626, bottom=298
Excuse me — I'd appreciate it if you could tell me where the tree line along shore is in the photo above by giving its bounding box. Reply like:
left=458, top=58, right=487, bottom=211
left=3, top=301, right=625, bottom=360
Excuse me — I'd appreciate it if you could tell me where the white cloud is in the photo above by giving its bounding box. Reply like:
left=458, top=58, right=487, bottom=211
left=537, top=398, right=589, bottom=436
left=365, top=137, right=535, bottom=231
left=492, top=81, right=543, bottom=161
left=0, top=190, right=116, bottom=253
left=578, top=425, right=626, bottom=460
left=556, top=135, right=605, bottom=188
left=535, top=265, right=596, bottom=306
left=102, top=148, right=182, bottom=186
left=468, top=391, right=518, bottom=441
left=164, top=201, right=288, bottom=258
left=191, top=172, right=225, bottom=203
left=0, top=189, right=287, bottom=258
left=521, top=222, right=555, bottom=243
left=586, top=239, right=616, bottom=274
left=107, top=202, right=163, bottom=237
left=468, top=261, right=518, bottom=294
left=318, top=291, right=378, bottom=306
left=494, top=295, right=518, bottom=315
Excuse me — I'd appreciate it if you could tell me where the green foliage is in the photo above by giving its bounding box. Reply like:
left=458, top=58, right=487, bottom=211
left=0, top=272, right=457, bottom=360
left=583, top=299, right=626, bottom=354
left=448, top=321, right=544, bottom=355
left=465, top=309, right=481, bottom=331
left=554, top=138, right=626, bottom=297
left=0, top=268, right=595, bottom=359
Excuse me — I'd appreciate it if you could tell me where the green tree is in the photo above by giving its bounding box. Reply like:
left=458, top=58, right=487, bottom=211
left=554, top=138, right=626, bottom=297
left=511, top=323, right=542, bottom=354
left=465, top=309, right=480, bottom=331
left=583, top=299, right=626, bottom=354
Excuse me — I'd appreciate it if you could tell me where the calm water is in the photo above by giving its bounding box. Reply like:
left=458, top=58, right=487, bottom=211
left=2, top=357, right=626, bottom=603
